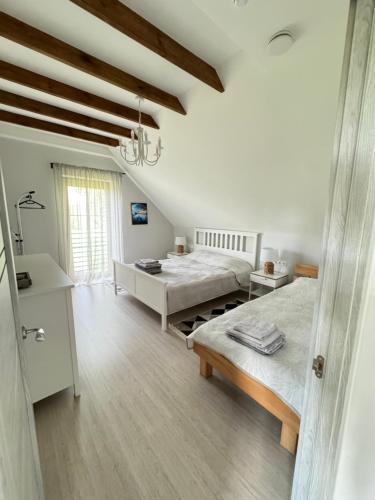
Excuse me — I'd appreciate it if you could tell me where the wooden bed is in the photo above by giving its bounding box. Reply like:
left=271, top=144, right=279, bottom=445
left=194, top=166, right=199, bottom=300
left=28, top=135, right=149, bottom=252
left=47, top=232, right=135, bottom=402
left=193, top=264, right=318, bottom=455
left=114, top=228, right=261, bottom=330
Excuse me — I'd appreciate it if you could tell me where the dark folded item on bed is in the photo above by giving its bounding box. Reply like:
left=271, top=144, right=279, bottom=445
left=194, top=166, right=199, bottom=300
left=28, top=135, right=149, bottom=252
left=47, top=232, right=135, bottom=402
left=135, top=261, right=162, bottom=274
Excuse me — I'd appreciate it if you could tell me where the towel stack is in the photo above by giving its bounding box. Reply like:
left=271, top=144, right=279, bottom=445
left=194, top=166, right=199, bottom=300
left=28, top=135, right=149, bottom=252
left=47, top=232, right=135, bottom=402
left=135, top=258, right=162, bottom=275
left=227, top=317, right=285, bottom=355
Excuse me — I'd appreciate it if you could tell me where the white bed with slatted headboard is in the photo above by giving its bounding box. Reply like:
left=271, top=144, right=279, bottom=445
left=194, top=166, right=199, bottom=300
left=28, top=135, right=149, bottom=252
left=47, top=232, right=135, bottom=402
left=113, top=228, right=261, bottom=331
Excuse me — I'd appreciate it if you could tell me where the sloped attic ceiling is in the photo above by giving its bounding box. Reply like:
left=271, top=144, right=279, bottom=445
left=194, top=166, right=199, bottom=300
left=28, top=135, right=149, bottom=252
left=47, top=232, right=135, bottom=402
left=0, top=0, right=350, bottom=262
left=111, top=0, right=350, bottom=263
left=0, top=0, right=238, bottom=131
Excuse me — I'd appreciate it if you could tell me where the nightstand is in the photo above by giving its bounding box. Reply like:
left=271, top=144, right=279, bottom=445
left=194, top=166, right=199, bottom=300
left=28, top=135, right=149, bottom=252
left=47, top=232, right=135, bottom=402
left=249, top=270, right=289, bottom=300
left=167, top=251, right=189, bottom=259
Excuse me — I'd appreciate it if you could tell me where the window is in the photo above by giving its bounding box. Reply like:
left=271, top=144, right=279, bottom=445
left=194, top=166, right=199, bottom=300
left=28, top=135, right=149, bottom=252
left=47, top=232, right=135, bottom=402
left=54, top=164, right=123, bottom=284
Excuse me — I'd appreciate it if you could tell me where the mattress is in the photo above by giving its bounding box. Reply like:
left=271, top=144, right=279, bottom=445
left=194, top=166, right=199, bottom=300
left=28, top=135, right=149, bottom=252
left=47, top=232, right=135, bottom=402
left=188, top=277, right=317, bottom=414
left=158, top=251, right=252, bottom=314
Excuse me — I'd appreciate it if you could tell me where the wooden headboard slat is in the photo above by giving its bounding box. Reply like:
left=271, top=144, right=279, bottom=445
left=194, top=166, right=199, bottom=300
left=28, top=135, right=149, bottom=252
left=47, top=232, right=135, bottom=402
left=294, top=263, right=319, bottom=279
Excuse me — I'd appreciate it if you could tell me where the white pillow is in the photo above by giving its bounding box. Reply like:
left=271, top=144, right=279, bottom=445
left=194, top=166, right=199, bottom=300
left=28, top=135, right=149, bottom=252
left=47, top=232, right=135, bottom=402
left=186, top=250, right=252, bottom=286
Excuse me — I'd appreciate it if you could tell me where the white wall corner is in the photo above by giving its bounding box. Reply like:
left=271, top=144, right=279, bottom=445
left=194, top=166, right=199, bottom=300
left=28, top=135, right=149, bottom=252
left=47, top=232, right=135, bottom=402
left=109, top=146, right=174, bottom=227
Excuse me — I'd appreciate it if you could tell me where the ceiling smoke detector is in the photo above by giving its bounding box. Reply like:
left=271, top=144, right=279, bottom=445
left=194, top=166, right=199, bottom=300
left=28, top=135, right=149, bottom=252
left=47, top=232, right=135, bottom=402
left=233, top=0, right=249, bottom=6
left=268, top=31, right=294, bottom=55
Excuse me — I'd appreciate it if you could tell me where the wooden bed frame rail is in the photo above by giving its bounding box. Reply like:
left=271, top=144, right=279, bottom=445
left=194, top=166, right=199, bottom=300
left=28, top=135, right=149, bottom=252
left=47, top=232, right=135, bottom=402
left=193, top=342, right=300, bottom=454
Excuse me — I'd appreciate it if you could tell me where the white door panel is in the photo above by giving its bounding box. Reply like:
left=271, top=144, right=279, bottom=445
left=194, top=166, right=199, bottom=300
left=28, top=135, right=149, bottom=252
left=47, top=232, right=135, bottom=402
left=0, top=164, right=44, bottom=499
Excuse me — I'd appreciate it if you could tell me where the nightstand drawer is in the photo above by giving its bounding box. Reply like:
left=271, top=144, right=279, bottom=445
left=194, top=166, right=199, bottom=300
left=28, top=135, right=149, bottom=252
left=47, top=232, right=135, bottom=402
left=251, top=274, right=277, bottom=287
left=251, top=274, right=289, bottom=288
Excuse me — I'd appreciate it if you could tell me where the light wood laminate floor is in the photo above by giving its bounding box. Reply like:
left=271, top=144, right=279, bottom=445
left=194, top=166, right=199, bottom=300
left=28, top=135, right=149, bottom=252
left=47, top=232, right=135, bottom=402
left=34, top=285, right=295, bottom=500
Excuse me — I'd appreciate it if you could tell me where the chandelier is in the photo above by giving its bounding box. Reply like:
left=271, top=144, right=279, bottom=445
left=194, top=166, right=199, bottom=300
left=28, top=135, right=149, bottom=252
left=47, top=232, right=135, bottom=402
left=120, top=96, right=162, bottom=166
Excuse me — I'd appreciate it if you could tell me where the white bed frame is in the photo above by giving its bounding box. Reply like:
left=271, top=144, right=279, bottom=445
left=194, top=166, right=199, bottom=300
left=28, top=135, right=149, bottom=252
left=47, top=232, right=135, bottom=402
left=113, top=228, right=261, bottom=331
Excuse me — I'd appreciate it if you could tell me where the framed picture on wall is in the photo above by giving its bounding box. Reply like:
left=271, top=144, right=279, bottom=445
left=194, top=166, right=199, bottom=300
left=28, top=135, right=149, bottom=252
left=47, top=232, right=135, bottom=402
left=131, top=202, right=148, bottom=225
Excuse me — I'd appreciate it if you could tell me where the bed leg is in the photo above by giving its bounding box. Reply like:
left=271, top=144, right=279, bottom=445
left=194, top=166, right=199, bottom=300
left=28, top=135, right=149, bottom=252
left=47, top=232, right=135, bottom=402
left=200, top=358, right=213, bottom=378
left=161, top=313, right=167, bottom=332
left=113, top=262, right=118, bottom=295
left=280, top=422, right=298, bottom=455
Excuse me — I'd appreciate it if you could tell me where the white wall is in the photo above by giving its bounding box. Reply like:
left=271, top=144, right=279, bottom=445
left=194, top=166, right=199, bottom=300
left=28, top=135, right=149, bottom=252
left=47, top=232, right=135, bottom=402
left=122, top=179, right=174, bottom=263
left=118, top=0, right=350, bottom=271
left=0, top=135, right=173, bottom=264
left=333, top=224, right=375, bottom=500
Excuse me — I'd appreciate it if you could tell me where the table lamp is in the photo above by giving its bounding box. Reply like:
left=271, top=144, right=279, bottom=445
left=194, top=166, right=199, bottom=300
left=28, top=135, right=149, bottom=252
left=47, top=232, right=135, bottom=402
left=260, top=247, right=278, bottom=274
left=175, top=236, right=186, bottom=254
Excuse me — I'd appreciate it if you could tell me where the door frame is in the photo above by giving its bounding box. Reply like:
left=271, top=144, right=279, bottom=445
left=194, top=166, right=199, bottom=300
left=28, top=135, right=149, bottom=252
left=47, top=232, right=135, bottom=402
left=0, top=164, right=44, bottom=498
left=292, top=0, right=375, bottom=497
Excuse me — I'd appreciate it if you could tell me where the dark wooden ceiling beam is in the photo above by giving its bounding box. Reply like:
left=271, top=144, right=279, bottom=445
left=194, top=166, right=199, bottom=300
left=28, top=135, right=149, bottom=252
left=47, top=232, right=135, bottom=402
left=0, top=89, right=133, bottom=138
left=0, top=11, right=186, bottom=114
left=0, top=60, right=158, bottom=128
left=70, top=0, right=224, bottom=93
left=0, top=109, right=119, bottom=146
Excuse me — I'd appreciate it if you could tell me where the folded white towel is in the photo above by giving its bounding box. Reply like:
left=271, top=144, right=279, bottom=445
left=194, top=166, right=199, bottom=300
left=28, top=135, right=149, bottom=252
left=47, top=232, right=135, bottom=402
left=227, top=328, right=282, bottom=349
left=233, top=317, right=277, bottom=340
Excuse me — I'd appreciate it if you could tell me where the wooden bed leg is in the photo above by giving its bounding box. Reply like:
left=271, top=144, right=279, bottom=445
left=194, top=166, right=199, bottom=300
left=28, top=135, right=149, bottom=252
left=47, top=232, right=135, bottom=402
left=161, top=313, right=167, bottom=332
left=280, top=422, right=298, bottom=455
left=200, top=358, right=213, bottom=378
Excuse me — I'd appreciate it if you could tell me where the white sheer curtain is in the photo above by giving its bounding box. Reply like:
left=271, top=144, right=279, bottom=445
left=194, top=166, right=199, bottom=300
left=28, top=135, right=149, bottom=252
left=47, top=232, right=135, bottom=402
left=54, top=163, right=123, bottom=285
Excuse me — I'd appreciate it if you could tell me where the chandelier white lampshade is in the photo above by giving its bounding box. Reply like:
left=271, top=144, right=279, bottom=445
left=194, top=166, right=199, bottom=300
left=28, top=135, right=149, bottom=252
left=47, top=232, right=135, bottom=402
left=175, top=236, right=186, bottom=254
left=120, top=96, right=163, bottom=166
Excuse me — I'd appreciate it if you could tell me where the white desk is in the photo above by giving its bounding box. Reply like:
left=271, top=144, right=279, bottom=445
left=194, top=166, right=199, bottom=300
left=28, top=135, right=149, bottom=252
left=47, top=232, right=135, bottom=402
left=15, top=253, right=80, bottom=403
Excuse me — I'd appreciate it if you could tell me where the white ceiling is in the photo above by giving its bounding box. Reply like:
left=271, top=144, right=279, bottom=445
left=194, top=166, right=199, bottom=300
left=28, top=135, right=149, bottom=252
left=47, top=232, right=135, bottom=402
left=0, top=0, right=242, bottom=132
left=0, top=0, right=335, bottom=138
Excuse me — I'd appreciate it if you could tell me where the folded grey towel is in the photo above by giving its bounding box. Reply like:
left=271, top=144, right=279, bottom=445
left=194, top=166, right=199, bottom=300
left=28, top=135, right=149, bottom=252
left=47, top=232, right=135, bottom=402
left=233, top=317, right=277, bottom=340
left=227, top=333, right=286, bottom=355
left=135, top=263, right=162, bottom=274
left=135, top=260, right=161, bottom=269
left=226, top=328, right=282, bottom=349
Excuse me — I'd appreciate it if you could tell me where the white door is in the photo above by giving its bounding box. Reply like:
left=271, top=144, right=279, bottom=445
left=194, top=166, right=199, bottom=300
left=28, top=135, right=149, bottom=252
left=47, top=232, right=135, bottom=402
left=0, top=164, right=44, bottom=500
left=292, top=0, right=375, bottom=497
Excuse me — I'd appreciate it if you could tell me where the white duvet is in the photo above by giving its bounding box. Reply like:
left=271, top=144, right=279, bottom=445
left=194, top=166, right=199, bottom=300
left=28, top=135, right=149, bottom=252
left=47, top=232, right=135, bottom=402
left=188, top=278, right=317, bottom=414
left=157, top=250, right=252, bottom=314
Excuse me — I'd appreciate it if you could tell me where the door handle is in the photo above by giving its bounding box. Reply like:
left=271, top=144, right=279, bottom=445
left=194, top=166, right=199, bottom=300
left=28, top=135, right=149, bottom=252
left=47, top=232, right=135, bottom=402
left=312, top=355, right=325, bottom=379
left=22, top=326, right=46, bottom=342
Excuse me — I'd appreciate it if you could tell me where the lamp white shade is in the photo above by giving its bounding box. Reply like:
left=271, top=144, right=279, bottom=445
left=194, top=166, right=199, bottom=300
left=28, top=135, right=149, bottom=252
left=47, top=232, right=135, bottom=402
left=175, top=236, right=186, bottom=246
left=260, top=247, right=278, bottom=262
